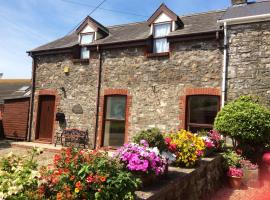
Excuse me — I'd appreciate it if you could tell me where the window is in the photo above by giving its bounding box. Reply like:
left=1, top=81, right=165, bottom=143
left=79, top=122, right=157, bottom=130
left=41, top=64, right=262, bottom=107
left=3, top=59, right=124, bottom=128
left=103, top=96, right=127, bottom=147
left=186, top=95, right=220, bottom=133
left=80, top=33, right=94, bottom=45
left=153, top=23, right=171, bottom=53
left=81, top=47, right=89, bottom=59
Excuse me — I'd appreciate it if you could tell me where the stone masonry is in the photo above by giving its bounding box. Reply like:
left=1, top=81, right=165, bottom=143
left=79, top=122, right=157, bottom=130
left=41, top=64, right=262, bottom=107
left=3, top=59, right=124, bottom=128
left=227, top=21, right=270, bottom=107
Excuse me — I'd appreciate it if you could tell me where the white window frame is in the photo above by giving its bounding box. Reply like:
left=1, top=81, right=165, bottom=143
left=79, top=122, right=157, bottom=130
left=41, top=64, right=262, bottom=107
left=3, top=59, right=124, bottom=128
left=80, top=33, right=94, bottom=45
left=153, top=22, right=171, bottom=53
left=81, top=47, right=89, bottom=59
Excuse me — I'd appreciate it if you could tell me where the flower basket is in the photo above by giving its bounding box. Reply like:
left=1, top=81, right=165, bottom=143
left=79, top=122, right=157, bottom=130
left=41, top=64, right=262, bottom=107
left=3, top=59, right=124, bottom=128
left=228, top=176, right=242, bottom=189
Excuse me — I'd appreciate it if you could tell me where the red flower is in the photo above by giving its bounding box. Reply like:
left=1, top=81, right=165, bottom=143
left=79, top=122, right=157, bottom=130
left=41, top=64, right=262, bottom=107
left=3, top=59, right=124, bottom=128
left=165, top=137, right=172, bottom=144
left=70, top=175, right=75, bottom=181
left=100, top=176, right=107, bottom=182
left=75, top=181, right=82, bottom=190
left=54, top=154, right=61, bottom=165
left=86, top=175, right=94, bottom=183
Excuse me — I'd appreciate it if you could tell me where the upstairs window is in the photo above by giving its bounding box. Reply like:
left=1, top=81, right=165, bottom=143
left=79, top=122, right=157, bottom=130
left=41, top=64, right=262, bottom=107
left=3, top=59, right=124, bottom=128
left=153, top=23, right=171, bottom=53
left=81, top=47, right=89, bottom=59
left=80, top=33, right=94, bottom=45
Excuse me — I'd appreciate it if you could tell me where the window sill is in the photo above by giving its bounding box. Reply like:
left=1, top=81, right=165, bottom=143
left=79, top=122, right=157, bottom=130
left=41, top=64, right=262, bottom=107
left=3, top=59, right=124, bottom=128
left=146, top=52, right=170, bottom=58
left=72, top=59, right=89, bottom=64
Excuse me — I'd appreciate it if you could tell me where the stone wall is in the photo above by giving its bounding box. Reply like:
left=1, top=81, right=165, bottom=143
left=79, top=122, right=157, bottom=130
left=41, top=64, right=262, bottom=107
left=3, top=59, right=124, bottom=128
left=136, top=155, right=225, bottom=200
left=32, top=39, right=223, bottom=146
left=227, top=21, right=270, bottom=107
left=32, top=54, right=99, bottom=147
left=97, top=39, right=222, bottom=143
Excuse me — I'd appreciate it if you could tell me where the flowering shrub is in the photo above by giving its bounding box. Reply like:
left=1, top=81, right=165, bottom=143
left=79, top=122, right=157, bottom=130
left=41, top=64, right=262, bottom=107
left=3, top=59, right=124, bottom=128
left=0, top=148, right=42, bottom=199
left=227, top=167, right=243, bottom=178
left=165, top=130, right=205, bottom=167
left=240, top=159, right=258, bottom=170
left=202, top=130, right=224, bottom=155
left=115, top=142, right=167, bottom=176
left=37, top=148, right=141, bottom=200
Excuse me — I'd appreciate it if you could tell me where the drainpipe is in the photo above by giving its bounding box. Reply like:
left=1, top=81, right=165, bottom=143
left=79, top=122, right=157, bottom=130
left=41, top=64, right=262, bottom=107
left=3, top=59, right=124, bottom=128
left=221, top=22, right=228, bottom=107
left=93, top=45, right=102, bottom=149
left=27, top=54, right=36, bottom=141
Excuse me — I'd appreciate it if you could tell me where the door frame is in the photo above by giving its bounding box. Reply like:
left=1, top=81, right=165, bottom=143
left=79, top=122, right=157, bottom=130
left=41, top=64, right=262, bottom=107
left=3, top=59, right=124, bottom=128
left=33, top=89, right=60, bottom=144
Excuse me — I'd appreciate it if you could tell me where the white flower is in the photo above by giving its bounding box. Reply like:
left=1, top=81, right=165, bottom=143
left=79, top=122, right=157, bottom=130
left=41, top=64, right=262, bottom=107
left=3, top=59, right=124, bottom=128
left=162, top=151, right=176, bottom=164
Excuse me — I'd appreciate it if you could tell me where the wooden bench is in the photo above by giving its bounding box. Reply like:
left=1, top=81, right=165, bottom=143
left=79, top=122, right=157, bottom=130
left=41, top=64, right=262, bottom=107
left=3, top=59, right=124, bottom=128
left=55, top=129, right=88, bottom=148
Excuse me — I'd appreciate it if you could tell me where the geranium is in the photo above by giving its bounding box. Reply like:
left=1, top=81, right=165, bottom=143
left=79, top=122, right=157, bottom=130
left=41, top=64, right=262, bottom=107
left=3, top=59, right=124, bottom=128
left=165, top=129, right=205, bottom=167
left=115, top=142, right=167, bottom=176
left=208, top=130, right=224, bottom=150
left=227, top=167, right=243, bottom=178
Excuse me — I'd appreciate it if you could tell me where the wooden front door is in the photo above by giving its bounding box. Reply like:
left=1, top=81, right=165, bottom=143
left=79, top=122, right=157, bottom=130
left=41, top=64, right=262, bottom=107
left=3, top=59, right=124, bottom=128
left=36, top=95, right=55, bottom=141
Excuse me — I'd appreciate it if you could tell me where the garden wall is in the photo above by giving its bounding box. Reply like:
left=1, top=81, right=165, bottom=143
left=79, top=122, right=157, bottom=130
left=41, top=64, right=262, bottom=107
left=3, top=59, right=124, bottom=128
left=136, top=155, right=224, bottom=200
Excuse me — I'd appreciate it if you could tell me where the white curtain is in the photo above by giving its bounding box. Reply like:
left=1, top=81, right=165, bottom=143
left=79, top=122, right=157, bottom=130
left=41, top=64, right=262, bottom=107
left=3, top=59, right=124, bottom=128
left=80, top=34, right=94, bottom=45
left=154, top=38, right=169, bottom=53
left=81, top=47, right=89, bottom=59
left=154, top=23, right=171, bottom=37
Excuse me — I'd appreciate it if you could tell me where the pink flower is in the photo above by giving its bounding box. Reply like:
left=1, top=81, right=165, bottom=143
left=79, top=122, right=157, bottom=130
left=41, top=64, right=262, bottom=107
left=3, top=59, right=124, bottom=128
left=227, top=167, right=243, bottom=177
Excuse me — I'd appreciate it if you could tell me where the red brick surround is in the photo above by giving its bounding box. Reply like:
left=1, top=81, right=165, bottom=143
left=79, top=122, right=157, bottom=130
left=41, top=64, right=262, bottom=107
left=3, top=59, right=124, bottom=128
left=33, top=89, right=60, bottom=143
left=96, top=89, right=132, bottom=148
left=179, top=88, right=221, bottom=129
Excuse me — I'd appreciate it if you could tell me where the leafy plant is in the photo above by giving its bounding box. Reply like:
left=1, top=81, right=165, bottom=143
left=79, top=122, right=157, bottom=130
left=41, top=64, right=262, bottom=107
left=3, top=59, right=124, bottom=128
left=36, top=148, right=141, bottom=200
left=222, top=150, right=242, bottom=169
left=214, top=95, right=270, bottom=146
left=0, top=148, right=42, bottom=200
left=133, top=128, right=167, bottom=152
left=164, top=129, right=205, bottom=167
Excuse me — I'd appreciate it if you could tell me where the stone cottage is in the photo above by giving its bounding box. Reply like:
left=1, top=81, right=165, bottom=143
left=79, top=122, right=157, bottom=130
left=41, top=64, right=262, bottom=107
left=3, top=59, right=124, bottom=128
left=27, top=0, right=270, bottom=148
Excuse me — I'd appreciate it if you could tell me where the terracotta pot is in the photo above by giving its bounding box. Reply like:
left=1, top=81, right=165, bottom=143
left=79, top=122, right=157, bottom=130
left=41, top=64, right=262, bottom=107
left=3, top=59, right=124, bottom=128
left=228, top=176, right=242, bottom=189
left=243, top=168, right=259, bottom=188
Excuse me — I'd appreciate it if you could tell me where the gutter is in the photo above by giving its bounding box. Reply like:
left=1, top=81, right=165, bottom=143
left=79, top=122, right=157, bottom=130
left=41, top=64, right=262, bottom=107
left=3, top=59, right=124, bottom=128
left=218, top=13, right=270, bottom=25
left=93, top=45, right=102, bottom=149
left=221, top=22, right=228, bottom=107
left=27, top=54, right=36, bottom=141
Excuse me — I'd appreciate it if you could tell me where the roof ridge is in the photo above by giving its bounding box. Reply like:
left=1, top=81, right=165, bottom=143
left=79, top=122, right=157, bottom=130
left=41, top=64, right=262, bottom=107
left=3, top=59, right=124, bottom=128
left=179, top=9, right=226, bottom=18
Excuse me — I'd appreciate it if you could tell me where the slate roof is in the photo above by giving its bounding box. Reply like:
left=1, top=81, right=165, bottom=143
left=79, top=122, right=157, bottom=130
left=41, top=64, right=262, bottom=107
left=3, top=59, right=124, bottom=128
left=29, top=10, right=225, bottom=53
left=222, top=1, right=270, bottom=20
left=0, top=80, right=31, bottom=104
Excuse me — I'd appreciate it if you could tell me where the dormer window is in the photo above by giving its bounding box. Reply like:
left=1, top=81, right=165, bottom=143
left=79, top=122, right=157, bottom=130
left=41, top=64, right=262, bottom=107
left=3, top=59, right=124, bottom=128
left=153, top=22, right=171, bottom=53
left=80, top=33, right=94, bottom=45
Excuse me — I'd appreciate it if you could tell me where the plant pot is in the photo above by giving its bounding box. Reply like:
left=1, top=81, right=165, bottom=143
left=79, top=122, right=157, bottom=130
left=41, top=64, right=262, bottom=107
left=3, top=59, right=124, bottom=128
left=228, top=176, right=242, bottom=189
left=243, top=168, right=259, bottom=188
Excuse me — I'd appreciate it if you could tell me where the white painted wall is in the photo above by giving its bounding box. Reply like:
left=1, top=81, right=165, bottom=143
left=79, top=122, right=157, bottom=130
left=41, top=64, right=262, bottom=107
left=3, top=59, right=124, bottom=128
left=81, top=24, right=95, bottom=33
left=154, top=13, right=172, bottom=23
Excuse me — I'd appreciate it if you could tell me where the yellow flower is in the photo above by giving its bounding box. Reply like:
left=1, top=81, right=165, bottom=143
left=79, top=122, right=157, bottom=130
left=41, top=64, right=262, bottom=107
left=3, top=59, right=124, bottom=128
left=75, top=188, right=80, bottom=193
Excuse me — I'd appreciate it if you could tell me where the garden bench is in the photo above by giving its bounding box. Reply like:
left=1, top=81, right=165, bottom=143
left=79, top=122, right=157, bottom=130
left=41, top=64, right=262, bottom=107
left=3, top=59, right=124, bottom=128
left=55, top=128, right=88, bottom=148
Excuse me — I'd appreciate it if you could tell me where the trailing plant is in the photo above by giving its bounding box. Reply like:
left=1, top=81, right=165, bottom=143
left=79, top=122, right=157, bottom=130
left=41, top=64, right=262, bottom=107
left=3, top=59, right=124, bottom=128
left=164, top=129, right=205, bottom=167
left=36, top=148, right=141, bottom=200
left=214, top=95, right=270, bottom=146
left=0, top=148, right=43, bottom=200
left=133, top=128, right=167, bottom=152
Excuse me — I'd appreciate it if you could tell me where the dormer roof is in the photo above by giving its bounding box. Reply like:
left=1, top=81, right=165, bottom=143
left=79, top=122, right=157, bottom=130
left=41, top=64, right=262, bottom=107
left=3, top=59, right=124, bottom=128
left=147, top=3, right=183, bottom=27
left=76, top=16, right=109, bottom=35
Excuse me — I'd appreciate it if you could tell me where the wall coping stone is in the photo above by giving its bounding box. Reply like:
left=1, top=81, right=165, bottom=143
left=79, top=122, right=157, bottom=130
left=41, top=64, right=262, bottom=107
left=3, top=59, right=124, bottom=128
left=136, top=155, right=224, bottom=200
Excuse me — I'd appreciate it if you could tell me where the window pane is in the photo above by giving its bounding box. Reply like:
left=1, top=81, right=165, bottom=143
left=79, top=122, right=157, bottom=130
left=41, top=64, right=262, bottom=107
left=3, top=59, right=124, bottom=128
left=188, top=96, right=219, bottom=124
left=153, top=38, right=169, bottom=53
left=80, top=34, right=93, bottom=44
left=106, top=96, right=126, bottom=120
left=81, top=47, right=89, bottom=59
left=189, top=126, right=212, bottom=134
left=103, top=120, right=125, bottom=146
left=154, top=23, right=171, bottom=37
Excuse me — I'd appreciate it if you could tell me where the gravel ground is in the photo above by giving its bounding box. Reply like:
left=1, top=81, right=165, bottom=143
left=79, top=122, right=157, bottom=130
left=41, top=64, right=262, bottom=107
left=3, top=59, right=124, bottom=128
left=0, top=140, right=56, bottom=166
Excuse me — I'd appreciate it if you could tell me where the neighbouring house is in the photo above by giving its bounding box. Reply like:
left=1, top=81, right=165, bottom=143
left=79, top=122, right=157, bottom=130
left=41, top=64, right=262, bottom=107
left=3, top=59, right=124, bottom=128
left=0, top=79, right=31, bottom=139
left=27, top=0, right=270, bottom=148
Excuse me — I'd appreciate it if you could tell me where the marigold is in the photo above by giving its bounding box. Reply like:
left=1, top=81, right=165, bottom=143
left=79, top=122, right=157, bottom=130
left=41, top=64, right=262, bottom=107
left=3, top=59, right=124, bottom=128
left=74, top=188, right=80, bottom=193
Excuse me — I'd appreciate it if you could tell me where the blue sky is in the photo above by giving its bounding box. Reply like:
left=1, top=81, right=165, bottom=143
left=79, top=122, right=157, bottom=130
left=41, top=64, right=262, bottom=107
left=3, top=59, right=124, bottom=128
left=0, top=0, right=230, bottom=78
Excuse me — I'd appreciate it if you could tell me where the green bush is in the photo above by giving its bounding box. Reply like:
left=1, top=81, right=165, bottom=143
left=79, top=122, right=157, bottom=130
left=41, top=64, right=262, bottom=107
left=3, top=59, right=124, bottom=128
left=221, top=150, right=242, bottom=169
left=214, top=96, right=270, bottom=146
left=133, top=128, right=167, bottom=152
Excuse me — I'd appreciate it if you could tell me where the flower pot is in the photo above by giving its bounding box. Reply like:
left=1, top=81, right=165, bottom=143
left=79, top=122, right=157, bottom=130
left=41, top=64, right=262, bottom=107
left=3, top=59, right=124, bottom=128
left=243, top=168, right=259, bottom=188
left=228, top=176, right=242, bottom=189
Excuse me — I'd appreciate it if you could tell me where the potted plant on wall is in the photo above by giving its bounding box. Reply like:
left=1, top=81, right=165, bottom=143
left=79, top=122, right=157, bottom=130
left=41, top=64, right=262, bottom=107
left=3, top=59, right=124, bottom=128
left=227, top=167, right=244, bottom=188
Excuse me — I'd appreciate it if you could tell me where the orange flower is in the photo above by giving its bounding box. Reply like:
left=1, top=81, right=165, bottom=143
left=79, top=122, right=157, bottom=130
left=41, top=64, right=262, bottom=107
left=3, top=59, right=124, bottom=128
left=56, top=192, right=63, bottom=200
left=54, top=154, right=61, bottom=164
left=100, top=176, right=106, bottom=182
left=75, top=181, right=82, bottom=190
left=70, top=175, right=75, bottom=181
